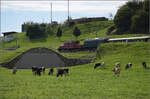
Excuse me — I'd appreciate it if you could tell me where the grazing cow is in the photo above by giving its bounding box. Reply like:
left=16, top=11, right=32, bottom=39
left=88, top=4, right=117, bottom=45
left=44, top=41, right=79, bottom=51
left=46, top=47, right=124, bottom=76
left=112, top=62, right=121, bottom=77
left=64, top=69, right=69, bottom=76
left=32, top=66, right=38, bottom=75
left=12, top=67, right=17, bottom=74
left=48, top=68, right=54, bottom=75
left=142, top=62, right=147, bottom=68
left=32, top=66, right=45, bottom=76
left=125, top=63, right=132, bottom=70
left=36, top=67, right=42, bottom=76
left=94, top=62, right=105, bottom=69
left=41, top=66, right=45, bottom=75
left=56, top=69, right=69, bottom=77
left=112, top=66, right=120, bottom=77
left=115, top=62, right=121, bottom=68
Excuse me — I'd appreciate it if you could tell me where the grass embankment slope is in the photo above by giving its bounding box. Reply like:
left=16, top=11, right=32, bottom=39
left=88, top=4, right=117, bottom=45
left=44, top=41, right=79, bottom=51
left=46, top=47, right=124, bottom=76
left=0, top=41, right=150, bottom=99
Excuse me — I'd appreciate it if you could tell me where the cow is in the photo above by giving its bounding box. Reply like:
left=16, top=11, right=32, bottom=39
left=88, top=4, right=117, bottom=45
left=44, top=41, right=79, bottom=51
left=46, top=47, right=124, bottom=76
left=142, top=62, right=147, bottom=68
left=112, top=62, right=121, bottom=77
left=94, top=62, right=105, bottom=69
left=32, top=66, right=38, bottom=75
left=12, top=67, right=17, bottom=74
left=125, top=63, right=132, bottom=70
left=112, top=67, right=120, bottom=77
left=48, top=68, right=54, bottom=75
left=32, top=66, right=45, bottom=76
left=36, top=67, right=42, bottom=76
left=41, top=66, right=45, bottom=75
left=115, top=62, right=120, bottom=68
left=56, top=68, right=69, bottom=77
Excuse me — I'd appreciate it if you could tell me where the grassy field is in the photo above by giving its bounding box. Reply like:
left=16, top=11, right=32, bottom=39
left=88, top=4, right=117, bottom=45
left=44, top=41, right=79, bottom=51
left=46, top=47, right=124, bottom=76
left=0, top=42, right=150, bottom=99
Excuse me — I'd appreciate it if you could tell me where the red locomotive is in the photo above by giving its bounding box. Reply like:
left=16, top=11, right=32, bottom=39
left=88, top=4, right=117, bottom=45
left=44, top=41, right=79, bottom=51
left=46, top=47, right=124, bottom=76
left=58, top=40, right=84, bottom=52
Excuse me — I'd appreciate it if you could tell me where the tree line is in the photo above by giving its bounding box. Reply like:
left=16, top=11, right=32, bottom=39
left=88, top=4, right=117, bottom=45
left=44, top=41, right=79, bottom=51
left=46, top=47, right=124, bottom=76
left=22, top=21, right=81, bottom=40
left=107, top=0, right=149, bottom=35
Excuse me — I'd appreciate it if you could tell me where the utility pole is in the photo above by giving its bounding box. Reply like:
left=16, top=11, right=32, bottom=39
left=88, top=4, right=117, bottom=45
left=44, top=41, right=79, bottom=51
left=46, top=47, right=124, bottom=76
left=51, top=2, right=52, bottom=24
left=68, top=0, right=69, bottom=22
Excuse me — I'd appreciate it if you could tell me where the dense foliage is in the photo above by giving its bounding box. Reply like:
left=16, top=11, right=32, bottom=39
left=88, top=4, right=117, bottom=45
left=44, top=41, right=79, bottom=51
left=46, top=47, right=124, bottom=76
left=73, top=26, right=81, bottom=39
left=56, top=27, right=62, bottom=39
left=25, top=22, right=54, bottom=39
left=113, top=0, right=149, bottom=34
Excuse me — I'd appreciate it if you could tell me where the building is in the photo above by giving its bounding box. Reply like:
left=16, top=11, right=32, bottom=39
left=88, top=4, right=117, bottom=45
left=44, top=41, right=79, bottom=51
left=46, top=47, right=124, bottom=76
left=2, top=31, right=18, bottom=37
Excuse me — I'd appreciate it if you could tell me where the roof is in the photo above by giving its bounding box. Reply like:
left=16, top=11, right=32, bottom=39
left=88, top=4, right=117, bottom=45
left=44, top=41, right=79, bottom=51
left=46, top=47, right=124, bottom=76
left=108, top=36, right=150, bottom=41
left=2, top=31, right=17, bottom=34
left=84, top=38, right=107, bottom=42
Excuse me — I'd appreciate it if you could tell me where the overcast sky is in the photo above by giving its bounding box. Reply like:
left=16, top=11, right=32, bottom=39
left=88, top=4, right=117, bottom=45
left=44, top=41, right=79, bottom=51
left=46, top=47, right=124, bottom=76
left=0, top=0, right=128, bottom=36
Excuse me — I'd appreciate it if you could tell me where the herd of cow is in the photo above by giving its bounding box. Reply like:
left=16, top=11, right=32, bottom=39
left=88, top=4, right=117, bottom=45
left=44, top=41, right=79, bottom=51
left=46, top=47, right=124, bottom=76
left=12, top=61, right=147, bottom=77
left=94, top=61, right=147, bottom=77
left=31, top=66, right=69, bottom=77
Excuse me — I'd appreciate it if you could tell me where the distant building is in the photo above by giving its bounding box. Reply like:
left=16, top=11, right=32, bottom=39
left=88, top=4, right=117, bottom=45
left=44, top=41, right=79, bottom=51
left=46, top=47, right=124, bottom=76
left=2, top=31, right=17, bottom=42
left=72, top=17, right=108, bottom=24
left=51, top=21, right=58, bottom=26
left=2, top=31, right=18, bottom=37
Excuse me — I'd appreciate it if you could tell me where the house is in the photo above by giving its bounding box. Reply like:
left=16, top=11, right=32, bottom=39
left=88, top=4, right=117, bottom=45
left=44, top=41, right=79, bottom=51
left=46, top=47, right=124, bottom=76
left=2, top=31, right=18, bottom=37
left=2, top=31, right=17, bottom=42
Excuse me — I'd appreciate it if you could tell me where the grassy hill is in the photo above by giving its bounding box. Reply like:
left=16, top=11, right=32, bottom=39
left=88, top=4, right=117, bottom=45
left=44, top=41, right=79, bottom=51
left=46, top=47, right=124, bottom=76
left=0, top=20, right=148, bottom=64
left=0, top=42, right=149, bottom=99
left=0, top=20, right=114, bottom=64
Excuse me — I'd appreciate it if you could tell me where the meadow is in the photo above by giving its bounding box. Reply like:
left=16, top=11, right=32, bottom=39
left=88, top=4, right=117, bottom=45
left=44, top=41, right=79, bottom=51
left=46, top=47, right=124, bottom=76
left=0, top=42, right=150, bottom=99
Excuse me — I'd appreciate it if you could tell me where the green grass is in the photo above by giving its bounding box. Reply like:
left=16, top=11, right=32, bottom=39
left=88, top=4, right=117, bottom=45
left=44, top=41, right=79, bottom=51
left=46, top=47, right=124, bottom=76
left=0, top=42, right=150, bottom=99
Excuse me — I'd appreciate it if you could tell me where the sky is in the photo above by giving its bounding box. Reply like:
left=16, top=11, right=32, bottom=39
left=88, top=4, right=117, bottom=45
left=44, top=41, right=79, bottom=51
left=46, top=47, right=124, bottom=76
left=0, top=0, right=128, bottom=36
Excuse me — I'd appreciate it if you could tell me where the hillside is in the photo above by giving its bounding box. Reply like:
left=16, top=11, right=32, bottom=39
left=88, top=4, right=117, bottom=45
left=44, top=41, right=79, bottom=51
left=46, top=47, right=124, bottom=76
left=0, top=20, right=113, bottom=64
left=0, top=20, right=148, bottom=64
left=0, top=41, right=149, bottom=99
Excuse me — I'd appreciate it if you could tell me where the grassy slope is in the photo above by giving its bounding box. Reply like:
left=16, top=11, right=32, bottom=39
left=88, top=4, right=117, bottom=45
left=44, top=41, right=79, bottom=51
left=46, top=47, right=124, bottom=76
left=0, top=20, right=148, bottom=64
left=0, top=20, right=113, bottom=64
left=0, top=42, right=149, bottom=99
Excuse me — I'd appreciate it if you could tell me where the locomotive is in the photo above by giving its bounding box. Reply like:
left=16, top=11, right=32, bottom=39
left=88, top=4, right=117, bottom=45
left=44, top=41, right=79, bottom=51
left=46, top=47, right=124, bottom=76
left=58, top=38, right=108, bottom=52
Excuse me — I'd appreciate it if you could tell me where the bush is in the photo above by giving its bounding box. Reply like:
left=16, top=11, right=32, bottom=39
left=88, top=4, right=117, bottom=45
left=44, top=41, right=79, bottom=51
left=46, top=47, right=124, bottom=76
left=106, top=25, right=115, bottom=35
left=114, top=5, right=133, bottom=32
left=114, top=0, right=149, bottom=34
left=26, top=24, right=47, bottom=39
left=45, top=25, right=54, bottom=35
left=73, top=26, right=81, bottom=39
left=56, top=27, right=62, bottom=39
left=131, top=10, right=149, bottom=33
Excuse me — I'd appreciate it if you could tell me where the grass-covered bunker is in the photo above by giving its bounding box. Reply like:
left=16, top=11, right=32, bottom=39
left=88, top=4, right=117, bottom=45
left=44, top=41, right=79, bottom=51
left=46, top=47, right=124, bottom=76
left=2, top=47, right=91, bottom=69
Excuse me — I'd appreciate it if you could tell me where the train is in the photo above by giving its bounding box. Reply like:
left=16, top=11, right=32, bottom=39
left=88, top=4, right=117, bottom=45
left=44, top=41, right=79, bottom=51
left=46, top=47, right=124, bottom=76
left=57, top=38, right=108, bottom=52
left=57, top=36, right=150, bottom=52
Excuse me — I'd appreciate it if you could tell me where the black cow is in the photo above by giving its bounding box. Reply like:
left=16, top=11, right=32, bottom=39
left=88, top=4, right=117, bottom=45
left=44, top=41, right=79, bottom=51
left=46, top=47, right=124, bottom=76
left=125, top=63, right=132, bottom=70
left=36, top=67, right=42, bottom=76
left=94, top=62, right=105, bottom=69
left=48, top=68, right=54, bottom=75
left=32, top=66, right=38, bottom=75
left=32, top=66, right=45, bottom=76
left=41, top=66, right=45, bottom=75
left=94, top=63, right=101, bottom=69
left=142, top=62, right=147, bottom=68
left=56, top=69, right=69, bottom=77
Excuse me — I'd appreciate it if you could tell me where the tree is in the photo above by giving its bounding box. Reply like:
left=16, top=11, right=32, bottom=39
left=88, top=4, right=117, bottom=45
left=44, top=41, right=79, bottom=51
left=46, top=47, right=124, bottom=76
left=114, top=5, right=133, bottom=33
left=131, top=10, right=149, bottom=33
left=45, top=25, right=53, bottom=35
left=73, top=26, right=81, bottom=40
left=56, top=27, right=62, bottom=40
left=26, top=23, right=47, bottom=39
